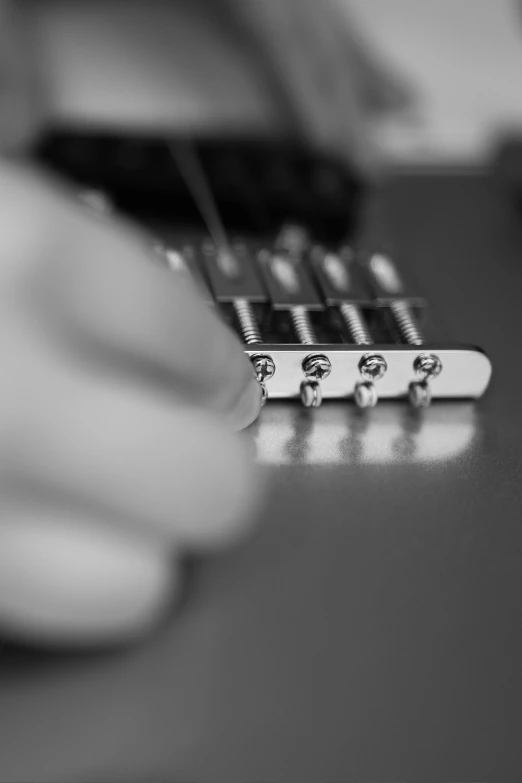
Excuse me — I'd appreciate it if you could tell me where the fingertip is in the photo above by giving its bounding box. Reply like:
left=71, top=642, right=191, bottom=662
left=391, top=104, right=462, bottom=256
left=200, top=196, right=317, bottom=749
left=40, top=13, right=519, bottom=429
left=226, top=375, right=264, bottom=431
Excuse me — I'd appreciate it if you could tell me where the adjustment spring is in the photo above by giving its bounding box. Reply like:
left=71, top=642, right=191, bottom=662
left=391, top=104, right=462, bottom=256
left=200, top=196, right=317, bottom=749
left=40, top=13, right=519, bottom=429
left=389, top=300, right=425, bottom=345
left=290, top=305, right=317, bottom=345
left=233, top=298, right=263, bottom=345
left=232, top=298, right=275, bottom=404
left=339, top=303, right=373, bottom=345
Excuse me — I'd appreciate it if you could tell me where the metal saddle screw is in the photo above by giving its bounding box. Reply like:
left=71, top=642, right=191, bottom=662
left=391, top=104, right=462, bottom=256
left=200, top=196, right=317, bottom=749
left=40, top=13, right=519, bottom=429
left=340, top=302, right=387, bottom=408
left=233, top=297, right=275, bottom=405
left=290, top=305, right=332, bottom=408
left=389, top=301, right=442, bottom=408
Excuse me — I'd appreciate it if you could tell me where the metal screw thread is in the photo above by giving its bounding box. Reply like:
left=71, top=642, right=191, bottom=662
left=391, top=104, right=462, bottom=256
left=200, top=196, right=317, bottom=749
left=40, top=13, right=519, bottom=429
left=290, top=305, right=317, bottom=345
left=233, top=298, right=263, bottom=345
left=390, top=300, right=425, bottom=345
left=339, top=303, right=373, bottom=345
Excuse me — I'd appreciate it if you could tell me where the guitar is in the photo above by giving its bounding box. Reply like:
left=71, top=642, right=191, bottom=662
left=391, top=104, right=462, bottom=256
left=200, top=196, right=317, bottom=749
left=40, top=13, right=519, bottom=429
left=31, top=0, right=491, bottom=409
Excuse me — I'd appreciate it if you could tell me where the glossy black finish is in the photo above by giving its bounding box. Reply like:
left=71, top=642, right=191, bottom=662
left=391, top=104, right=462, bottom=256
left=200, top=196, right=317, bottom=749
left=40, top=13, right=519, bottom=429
left=1, top=172, right=521, bottom=783
left=36, top=131, right=364, bottom=243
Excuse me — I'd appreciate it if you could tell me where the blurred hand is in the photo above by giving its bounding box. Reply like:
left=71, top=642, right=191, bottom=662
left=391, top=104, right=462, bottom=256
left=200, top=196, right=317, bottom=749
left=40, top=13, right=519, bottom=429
left=0, top=161, right=263, bottom=647
left=0, top=0, right=412, bottom=649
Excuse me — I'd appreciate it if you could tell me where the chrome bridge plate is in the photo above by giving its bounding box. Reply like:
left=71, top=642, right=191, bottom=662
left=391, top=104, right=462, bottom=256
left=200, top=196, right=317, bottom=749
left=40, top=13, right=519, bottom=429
left=245, top=344, right=492, bottom=400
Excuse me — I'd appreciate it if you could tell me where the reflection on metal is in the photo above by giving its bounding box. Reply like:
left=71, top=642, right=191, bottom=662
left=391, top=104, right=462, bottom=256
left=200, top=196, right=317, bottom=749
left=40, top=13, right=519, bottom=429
left=323, top=253, right=351, bottom=293
left=163, top=248, right=189, bottom=274
left=252, top=403, right=480, bottom=466
left=270, top=255, right=301, bottom=295
left=369, top=253, right=404, bottom=295
left=245, top=345, right=490, bottom=400
left=216, top=247, right=242, bottom=279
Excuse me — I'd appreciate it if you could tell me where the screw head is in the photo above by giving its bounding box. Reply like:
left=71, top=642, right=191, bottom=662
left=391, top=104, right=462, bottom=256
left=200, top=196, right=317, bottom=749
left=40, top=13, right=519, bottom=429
left=277, top=224, right=310, bottom=255
left=300, top=380, right=322, bottom=408
left=408, top=380, right=432, bottom=408
left=251, top=354, right=276, bottom=383
left=359, top=353, right=387, bottom=382
left=354, top=381, right=378, bottom=408
left=302, top=354, right=332, bottom=381
left=414, top=353, right=442, bottom=380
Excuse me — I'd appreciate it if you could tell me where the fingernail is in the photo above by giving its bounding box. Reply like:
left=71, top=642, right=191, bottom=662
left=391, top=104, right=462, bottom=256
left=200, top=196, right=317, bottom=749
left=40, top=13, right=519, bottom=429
left=228, top=376, right=263, bottom=431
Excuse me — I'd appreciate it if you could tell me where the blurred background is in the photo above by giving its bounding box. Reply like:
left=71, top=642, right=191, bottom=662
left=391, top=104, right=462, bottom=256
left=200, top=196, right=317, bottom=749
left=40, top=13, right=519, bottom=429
left=349, top=0, right=522, bottom=164
left=24, top=0, right=522, bottom=169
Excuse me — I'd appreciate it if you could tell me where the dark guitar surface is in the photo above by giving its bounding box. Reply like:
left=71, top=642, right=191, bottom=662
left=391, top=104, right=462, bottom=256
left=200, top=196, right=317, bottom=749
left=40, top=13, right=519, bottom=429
left=1, top=170, right=521, bottom=783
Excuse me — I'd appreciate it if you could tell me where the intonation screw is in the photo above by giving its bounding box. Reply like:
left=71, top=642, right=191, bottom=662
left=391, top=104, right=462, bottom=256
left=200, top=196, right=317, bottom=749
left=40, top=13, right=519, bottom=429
left=290, top=305, right=331, bottom=408
left=233, top=298, right=263, bottom=344
left=388, top=300, right=442, bottom=408
left=389, top=299, right=425, bottom=345
left=339, top=302, right=387, bottom=409
left=408, top=380, right=431, bottom=409
left=233, top=297, right=275, bottom=405
left=413, top=353, right=443, bottom=380
left=290, top=304, right=316, bottom=345
left=339, top=302, right=373, bottom=346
